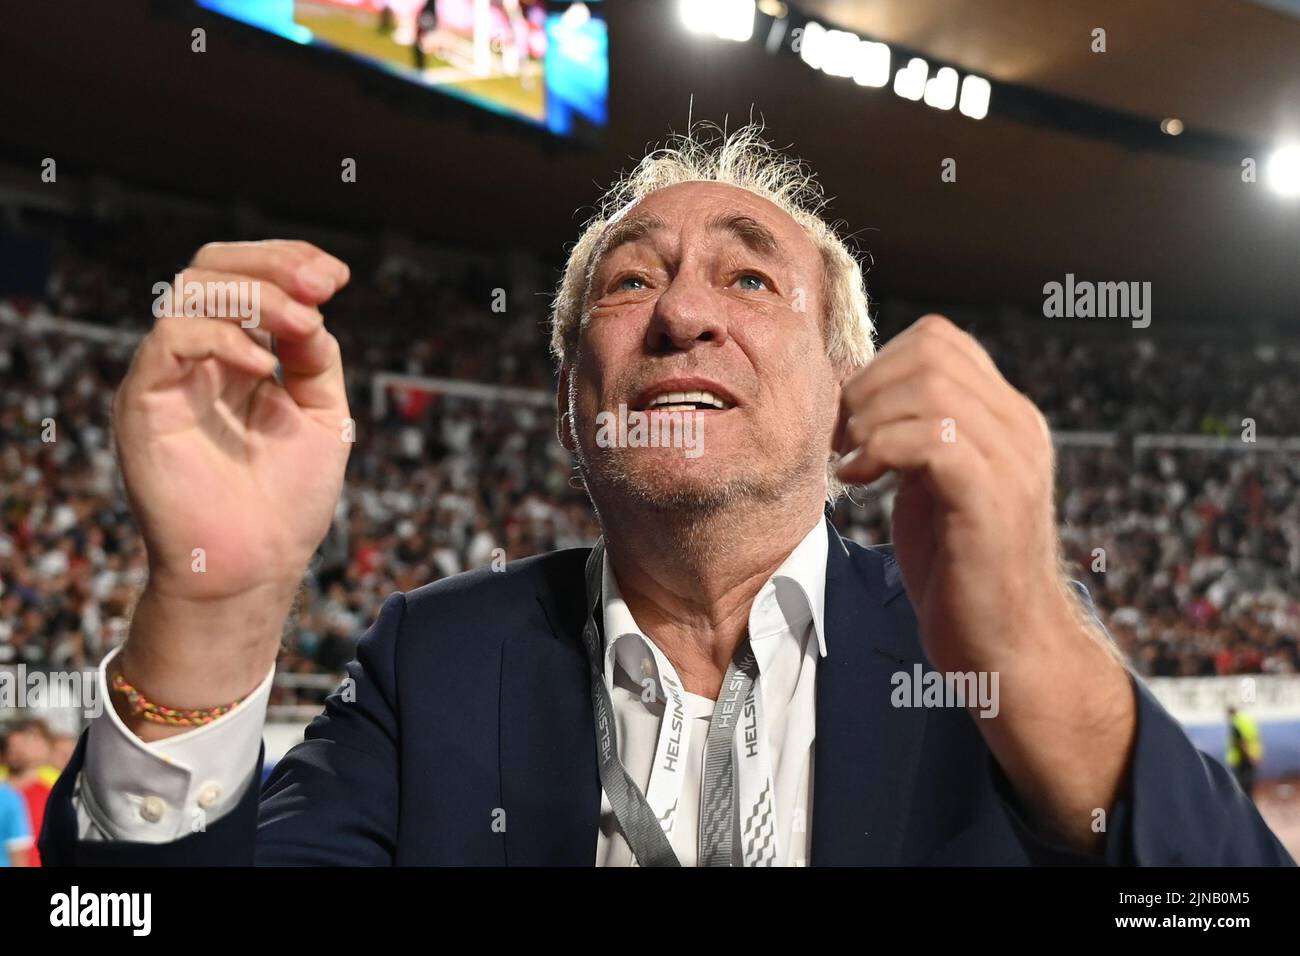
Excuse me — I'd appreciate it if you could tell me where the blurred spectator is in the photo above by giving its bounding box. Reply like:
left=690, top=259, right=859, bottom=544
left=0, top=717, right=58, bottom=865
left=0, top=779, right=32, bottom=867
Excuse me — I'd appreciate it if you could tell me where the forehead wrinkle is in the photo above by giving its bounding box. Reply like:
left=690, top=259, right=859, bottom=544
left=706, top=212, right=781, bottom=257
left=592, top=211, right=668, bottom=272
left=580, top=190, right=813, bottom=324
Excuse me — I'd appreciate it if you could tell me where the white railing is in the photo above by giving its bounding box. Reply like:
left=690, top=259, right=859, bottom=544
left=370, top=370, right=551, bottom=417
left=1148, top=675, right=1300, bottom=725
left=1133, top=433, right=1300, bottom=452
left=0, top=300, right=143, bottom=345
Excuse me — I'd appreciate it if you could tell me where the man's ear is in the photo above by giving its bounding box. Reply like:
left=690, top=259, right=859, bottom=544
left=830, top=367, right=851, bottom=456
left=556, top=363, right=577, bottom=452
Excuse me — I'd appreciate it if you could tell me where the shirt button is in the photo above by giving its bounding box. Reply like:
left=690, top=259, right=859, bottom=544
left=196, top=782, right=222, bottom=808
left=139, top=796, right=167, bottom=823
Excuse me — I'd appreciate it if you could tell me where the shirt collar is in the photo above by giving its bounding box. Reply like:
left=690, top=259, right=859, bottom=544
left=755, top=517, right=829, bottom=659
left=601, top=557, right=651, bottom=689
left=599, top=517, right=830, bottom=691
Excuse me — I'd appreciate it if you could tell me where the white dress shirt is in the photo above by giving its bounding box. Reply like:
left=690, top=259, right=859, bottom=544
left=596, top=518, right=827, bottom=866
left=74, top=519, right=829, bottom=866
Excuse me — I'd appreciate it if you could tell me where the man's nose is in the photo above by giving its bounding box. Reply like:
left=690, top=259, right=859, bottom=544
left=645, top=276, right=729, bottom=353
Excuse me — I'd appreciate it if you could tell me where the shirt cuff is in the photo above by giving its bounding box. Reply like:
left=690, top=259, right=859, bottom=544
left=77, top=645, right=274, bottom=843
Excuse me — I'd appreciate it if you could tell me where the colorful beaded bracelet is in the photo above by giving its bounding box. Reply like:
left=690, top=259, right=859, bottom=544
left=110, top=671, right=243, bottom=727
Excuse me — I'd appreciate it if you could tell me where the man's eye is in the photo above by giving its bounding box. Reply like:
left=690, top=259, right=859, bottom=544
left=617, top=275, right=647, bottom=291
left=734, top=274, right=768, bottom=291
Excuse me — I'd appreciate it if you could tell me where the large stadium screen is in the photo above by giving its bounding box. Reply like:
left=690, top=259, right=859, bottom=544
left=195, top=0, right=608, bottom=138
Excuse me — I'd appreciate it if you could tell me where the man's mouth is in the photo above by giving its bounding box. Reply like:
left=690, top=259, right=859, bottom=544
left=642, top=390, right=732, bottom=413
left=630, top=380, right=739, bottom=413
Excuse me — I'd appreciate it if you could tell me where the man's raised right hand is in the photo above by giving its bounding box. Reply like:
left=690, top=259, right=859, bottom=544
left=111, top=240, right=353, bottom=739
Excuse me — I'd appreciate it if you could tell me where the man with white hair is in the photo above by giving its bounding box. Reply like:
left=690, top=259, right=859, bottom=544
left=42, top=126, right=1291, bottom=866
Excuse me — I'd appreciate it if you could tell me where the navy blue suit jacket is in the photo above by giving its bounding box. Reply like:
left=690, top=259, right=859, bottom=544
left=41, top=521, right=1293, bottom=866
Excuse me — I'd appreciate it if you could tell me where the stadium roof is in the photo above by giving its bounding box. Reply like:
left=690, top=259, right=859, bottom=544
left=1, top=0, right=1297, bottom=327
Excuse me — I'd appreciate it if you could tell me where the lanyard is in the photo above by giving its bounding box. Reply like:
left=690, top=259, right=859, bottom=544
left=581, top=540, right=680, bottom=866
left=736, top=671, right=780, bottom=866
left=582, top=540, right=780, bottom=867
left=642, top=665, right=691, bottom=842
left=697, top=642, right=759, bottom=866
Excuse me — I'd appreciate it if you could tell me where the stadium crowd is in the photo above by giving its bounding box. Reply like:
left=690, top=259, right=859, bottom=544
left=2, top=207, right=1299, bottom=719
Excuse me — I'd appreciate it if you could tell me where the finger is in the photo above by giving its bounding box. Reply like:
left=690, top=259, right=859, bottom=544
left=835, top=416, right=988, bottom=498
left=938, top=320, right=1003, bottom=380
left=836, top=368, right=1001, bottom=458
left=130, top=316, right=278, bottom=393
left=218, top=360, right=266, bottom=413
left=841, top=321, right=1015, bottom=432
left=275, top=325, right=347, bottom=412
left=842, top=323, right=989, bottom=412
left=900, top=313, right=1003, bottom=379
left=160, top=268, right=324, bottom=339
left=275, top=239, right=351, bottom=288
left=890, top=317, right=1055, bottom=462
left=190, top=240, right=350, bottom=305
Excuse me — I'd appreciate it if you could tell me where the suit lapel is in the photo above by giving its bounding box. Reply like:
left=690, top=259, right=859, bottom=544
left=498, top=550, right=602, bottom=865
left=499, top=531, right=930, bottom=866
left=812, top=520, right=929, bottom=865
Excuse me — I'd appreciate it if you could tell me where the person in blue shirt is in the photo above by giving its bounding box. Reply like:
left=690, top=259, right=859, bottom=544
left=0, top=780, right=33, bottom=867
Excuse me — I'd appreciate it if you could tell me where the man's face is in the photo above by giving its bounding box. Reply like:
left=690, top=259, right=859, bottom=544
left=564, top=181, right=842, bottom=514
